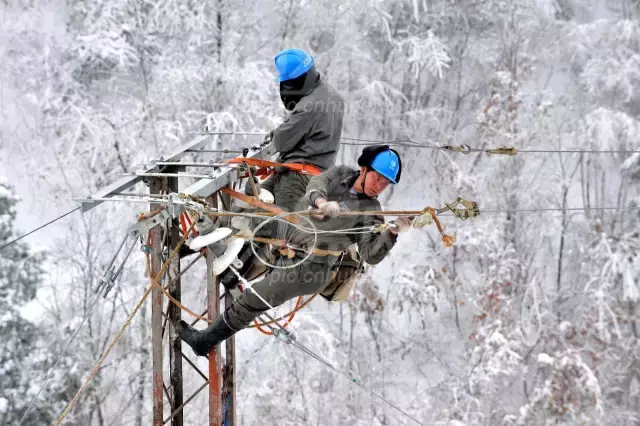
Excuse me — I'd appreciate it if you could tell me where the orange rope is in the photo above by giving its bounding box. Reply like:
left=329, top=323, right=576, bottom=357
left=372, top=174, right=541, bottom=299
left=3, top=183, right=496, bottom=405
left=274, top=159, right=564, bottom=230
left=248, top=292, right=319, bottom=328
left=424, top=207, right=456, bottom=248
left=154, top=276, right=318, bottom=330
left=137, top=206, right=166, bottom=222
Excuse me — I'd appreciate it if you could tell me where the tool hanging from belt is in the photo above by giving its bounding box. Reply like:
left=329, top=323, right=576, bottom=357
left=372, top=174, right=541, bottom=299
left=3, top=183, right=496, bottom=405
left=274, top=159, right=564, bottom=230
left=226, top=157, right=323, bottom=178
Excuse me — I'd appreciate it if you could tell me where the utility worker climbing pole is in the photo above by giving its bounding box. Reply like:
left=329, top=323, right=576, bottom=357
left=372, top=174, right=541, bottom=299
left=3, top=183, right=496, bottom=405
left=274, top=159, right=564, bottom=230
left=252, top=47, right=345, bottom=212
left=176, top=145, right=412, bottom=356
left=219, top=48, right=345, bottom=289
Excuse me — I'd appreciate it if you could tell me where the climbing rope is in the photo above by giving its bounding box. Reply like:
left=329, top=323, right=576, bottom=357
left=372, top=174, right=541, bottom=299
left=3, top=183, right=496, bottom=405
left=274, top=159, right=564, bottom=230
left=150, top=270, right=211, bottom=323
left=54, top=215, right=198, bottom=426
left=227, top=265, right=318, bottom=333
left=217, top=188, right=475, bottom=248
left=152, top=272, right=319, bottom=329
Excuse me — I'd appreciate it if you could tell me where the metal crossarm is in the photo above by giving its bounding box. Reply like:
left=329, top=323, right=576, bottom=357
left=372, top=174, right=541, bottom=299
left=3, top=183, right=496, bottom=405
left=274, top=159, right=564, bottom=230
left=80, top=135, right=213, bottom=213
left=181, top=144, right=276, bottom=199
left=78, top=135, right=275, bottom=215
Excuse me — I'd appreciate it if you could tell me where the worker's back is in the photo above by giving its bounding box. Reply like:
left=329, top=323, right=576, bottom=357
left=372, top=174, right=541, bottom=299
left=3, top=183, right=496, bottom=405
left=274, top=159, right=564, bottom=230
left=275, top=78, right=345, bottom=171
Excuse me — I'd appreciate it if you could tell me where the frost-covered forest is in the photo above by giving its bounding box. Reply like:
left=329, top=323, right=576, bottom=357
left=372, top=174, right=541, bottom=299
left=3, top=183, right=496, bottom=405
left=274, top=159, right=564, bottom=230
left=1, top=0, right=640, bottom=425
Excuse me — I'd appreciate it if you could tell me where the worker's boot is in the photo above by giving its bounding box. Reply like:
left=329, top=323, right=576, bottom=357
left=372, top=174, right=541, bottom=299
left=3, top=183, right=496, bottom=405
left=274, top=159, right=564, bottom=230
left=175, top=315, right=237, bottom=357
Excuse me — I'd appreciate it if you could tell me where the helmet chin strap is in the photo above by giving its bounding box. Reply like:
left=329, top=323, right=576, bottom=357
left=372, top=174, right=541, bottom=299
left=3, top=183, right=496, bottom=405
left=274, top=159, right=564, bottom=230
left=361, top=169, right=368, bottom=194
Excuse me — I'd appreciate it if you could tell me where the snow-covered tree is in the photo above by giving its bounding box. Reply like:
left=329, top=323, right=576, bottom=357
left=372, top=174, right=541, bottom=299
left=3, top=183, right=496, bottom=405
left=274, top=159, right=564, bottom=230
left=0, top=181, right=76, bottom=425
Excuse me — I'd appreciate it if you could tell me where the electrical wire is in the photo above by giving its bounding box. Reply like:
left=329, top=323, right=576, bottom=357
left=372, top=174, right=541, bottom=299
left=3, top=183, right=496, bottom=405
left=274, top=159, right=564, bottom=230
left=189, top=131, right=640, bottom=155
left=0, top=207, right=80, bottom=251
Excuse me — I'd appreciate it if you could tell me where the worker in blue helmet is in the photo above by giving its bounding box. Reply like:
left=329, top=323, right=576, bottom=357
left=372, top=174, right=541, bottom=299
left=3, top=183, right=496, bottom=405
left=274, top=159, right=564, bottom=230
left=176, top=146, right=413, bottom=357
left=252, top=48, right=345, bottom=212
left=220, top=48, right=345, bottom=290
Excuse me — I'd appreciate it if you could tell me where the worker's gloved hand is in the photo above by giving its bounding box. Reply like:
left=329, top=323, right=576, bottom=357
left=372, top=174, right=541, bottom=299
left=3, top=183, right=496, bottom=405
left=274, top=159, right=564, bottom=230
left=389, top=216, right=414, bottom=234
left=264, top=129, right=275, bottom=144
left=316, top=198, right=341, bottom=217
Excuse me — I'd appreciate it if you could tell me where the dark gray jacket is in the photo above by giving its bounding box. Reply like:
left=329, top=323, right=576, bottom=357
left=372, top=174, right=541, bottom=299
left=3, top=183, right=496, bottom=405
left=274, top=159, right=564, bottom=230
left=272, top=78, right=344, bottom=171
left=277, top=165, right=397, bottom=265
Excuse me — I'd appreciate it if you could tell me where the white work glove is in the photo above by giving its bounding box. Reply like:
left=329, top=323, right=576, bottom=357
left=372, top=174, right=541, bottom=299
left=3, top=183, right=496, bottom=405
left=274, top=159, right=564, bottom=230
left=389, top=216, right=414, bottom=234
left=316, top=198, right=341, bottom=217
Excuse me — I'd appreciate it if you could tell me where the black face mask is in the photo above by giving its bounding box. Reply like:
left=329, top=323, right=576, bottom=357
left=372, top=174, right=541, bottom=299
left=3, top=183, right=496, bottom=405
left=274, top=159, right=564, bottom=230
left=279, top=65, right=320, bottom=111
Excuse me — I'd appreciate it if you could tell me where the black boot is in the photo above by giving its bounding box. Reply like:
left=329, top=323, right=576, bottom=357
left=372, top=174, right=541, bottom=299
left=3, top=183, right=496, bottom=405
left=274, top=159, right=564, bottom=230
left=175, top=315, right=237, bottom=357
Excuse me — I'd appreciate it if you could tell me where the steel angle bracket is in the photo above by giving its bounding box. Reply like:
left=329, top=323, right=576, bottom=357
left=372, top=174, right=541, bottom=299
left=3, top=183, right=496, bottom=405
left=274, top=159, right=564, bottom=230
left=128, top=208, right=173, bottom=239
left=172, top=193, right=209, bottom=215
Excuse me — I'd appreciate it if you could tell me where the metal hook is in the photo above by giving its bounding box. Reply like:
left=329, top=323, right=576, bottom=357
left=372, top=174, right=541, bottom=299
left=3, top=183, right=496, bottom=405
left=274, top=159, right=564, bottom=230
left=443, top=197, right=480, bottom=220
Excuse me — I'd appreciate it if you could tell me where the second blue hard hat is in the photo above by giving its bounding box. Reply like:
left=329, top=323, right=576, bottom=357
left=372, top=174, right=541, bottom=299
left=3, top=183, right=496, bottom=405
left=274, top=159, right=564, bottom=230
left=370, top=150, right=400, bottom=184
left=357, top=145, right=402, bottom=184
left=274, top=48, right=315, bottom=82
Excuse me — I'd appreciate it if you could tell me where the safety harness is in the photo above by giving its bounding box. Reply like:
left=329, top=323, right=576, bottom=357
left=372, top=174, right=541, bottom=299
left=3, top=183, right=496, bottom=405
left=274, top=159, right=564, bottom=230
left=226, top=157, right=323, bottom=178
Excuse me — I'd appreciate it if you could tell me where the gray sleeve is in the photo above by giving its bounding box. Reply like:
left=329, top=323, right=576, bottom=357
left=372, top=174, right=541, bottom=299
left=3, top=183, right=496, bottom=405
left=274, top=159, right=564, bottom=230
left=272, top=108, right=315, bottom=154
left=304, top=165, right=352, bottom=207
left=354, top=205, right=397, bottom=265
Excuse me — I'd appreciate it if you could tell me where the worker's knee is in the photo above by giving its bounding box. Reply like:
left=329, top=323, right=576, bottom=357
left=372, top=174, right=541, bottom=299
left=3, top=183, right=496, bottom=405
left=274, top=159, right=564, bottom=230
left=222, top=260, right=334, bottom=330
left=260, top=174, right=277, bottom=193
left=269, top=260, right=333, bottom=296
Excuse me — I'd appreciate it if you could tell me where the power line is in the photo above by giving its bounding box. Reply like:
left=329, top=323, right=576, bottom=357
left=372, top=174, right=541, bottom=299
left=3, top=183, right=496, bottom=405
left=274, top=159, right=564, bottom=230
left=517, top=149, right=640, bottom=154
left=130, top=130, right=640, bottom=155
left=342, top=136, right=640, bottom=154
left=341, top=137, right=433, bottom=148
left=454, top=206, right=640, bottom=214
left=341, top=137, right=640, bottom=154
left=8, top=204, right=632, bottom=264
left=0, top=207, right=80, bottom=251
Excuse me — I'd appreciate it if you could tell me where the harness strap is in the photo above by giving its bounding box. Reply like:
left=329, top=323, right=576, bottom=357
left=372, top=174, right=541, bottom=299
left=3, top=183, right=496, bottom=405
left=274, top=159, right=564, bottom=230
left=227, top=157, right=323, bottom=176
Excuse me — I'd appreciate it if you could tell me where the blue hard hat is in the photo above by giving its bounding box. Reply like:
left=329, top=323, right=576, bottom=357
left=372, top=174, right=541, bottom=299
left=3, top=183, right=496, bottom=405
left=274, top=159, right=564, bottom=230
left=274, top=48, right=314, bottom=82
left=370, top=150, right=400, bottom=184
